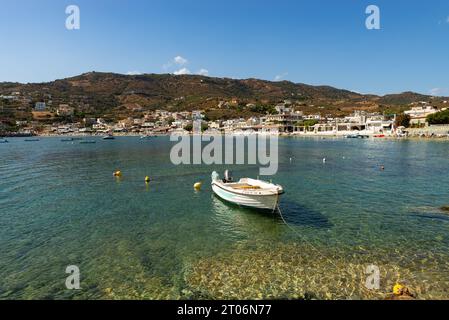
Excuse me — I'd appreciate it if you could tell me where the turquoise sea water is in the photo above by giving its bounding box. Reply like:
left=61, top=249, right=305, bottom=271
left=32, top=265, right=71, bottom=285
left=0, top=136, right=448, bottom=299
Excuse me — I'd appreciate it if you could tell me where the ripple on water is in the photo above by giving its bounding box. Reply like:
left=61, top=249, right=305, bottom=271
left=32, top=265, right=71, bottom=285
left=1, top=137, right=449, bottom=299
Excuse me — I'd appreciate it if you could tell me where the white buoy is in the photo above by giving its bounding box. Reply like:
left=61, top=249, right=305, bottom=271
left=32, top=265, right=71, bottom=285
left=323, top=158, right=326, bottom=163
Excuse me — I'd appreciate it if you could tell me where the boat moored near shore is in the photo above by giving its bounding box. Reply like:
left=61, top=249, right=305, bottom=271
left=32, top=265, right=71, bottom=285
left=102, top=134, right=115, bottom=140
left=211, top=170, right=284, bottom=211
left=345, top=134, right=369, bottom=139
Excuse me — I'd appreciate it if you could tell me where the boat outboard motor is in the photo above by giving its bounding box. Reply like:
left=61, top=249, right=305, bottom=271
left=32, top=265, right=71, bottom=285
left=223, top=170, right=233, bottom=183
left=211, top=171, right=219, bottom=181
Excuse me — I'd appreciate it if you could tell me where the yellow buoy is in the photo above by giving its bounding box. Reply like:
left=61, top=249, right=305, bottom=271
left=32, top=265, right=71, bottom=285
left=194, top=182, right=202, bottom=191
left=113, top=170, right=122, bottom=177
left=393, top=284, right=404, bottom=296
left=145, top=176, right=150, bottom=183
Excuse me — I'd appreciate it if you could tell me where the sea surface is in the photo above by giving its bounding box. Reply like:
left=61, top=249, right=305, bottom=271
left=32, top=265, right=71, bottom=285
left=0, top=136, right=448, bottom=299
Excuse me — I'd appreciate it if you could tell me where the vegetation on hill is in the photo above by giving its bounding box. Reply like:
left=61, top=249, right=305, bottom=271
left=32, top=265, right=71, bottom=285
left=395, top=113, right=411, bottom=128
left=427, top=109, right=449, bottom=125
left=378, top=92, right=433, bottom=105
left=1, top=72, right=447, bottom=122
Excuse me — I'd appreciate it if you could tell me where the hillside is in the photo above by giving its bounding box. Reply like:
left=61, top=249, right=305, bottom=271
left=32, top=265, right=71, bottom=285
left=1, top=72, right=446, bottom=121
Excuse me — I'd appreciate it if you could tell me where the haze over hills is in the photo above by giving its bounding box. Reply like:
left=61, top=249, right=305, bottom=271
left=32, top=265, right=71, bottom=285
left=0, top=72, right=446, bottom=121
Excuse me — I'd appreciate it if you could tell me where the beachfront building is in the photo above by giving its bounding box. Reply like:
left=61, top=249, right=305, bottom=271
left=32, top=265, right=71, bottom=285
left=141, top=121, right=156, bottom=129
left=297, top=111, right=394, bottom=135
left=404, top=105, right=439, bottom=126
left=222, top=119, right=240, bottom=131
left=77, top=127, right=92, bottom=134
left=92, top=119, right=109, bottom=132
left=264, top=112, right=303, bottom=133
left=246, top=117, right=261, bottom=126
left=341, top=111, right=367, bottom=130
left=56, top=125, right=72, bottom=134
left=333, top=112, right=393, bottom=133
left=365, top=115, right=394, bottom=133
left=208, top=121, right=221, bottom=130
left=259, top=125, right=280, bottom=135
left=303, top=114, right=322, bottom=121
left=309, top=123, right=336, bottom=133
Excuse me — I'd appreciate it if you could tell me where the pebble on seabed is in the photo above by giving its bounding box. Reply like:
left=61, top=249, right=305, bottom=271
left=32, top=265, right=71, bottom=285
left=183, top=243, right=441, bottom=300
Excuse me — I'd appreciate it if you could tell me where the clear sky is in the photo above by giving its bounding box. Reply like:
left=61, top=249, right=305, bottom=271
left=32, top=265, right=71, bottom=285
left=0, top=0, right=448, bottom=95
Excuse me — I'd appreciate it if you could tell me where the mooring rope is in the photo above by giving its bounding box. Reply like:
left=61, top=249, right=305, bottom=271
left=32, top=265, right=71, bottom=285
left=275, top=204, right=394, bottom=297
left=275, top=204, right=340, bottom=269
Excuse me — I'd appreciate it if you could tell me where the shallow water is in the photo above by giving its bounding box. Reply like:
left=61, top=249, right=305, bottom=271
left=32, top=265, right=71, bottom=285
left=0, top=136, right=448, bottom=299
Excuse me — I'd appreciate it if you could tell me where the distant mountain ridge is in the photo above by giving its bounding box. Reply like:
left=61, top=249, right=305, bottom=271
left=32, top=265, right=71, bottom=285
left=0, top=72, right=445, bottom=119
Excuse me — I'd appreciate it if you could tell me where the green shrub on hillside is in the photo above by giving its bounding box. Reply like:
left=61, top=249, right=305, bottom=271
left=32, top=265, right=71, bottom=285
left=427, top=109, right=449, bottom=125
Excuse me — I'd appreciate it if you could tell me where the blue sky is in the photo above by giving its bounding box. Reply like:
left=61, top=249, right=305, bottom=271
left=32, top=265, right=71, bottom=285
left=0, top=0, right=448, bottom=95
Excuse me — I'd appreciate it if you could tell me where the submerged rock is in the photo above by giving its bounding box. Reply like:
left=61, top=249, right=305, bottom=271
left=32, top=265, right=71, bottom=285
left=440, top=206, right=449, bottom=212
left=183, top=243, right=424, bottom=300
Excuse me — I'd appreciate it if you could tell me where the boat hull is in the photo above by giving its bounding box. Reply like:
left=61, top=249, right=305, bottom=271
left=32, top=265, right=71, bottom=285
left=212, top=183, right=280, bottom=210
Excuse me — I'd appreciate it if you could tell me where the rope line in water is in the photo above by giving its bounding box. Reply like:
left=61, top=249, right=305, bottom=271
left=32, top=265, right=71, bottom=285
left=275, top=204, right=392, bottom=297
left=275, top=204, right=339, bottom=269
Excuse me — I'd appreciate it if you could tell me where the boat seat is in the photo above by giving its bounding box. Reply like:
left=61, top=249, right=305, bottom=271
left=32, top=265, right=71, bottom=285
left=231, top=184, right=261, bottom=190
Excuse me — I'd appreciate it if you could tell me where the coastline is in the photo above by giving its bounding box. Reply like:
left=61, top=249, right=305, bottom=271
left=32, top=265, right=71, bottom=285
left=10, top=132, right=449, bottom=141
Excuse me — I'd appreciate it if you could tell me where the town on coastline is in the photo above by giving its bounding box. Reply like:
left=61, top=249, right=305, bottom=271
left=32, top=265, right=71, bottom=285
left=1, top=91, right=449, bottom=139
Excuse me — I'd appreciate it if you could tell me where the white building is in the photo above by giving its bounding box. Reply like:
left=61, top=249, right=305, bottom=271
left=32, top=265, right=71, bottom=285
left=304, top=114, right=321, bottom=120
left=365, top=116, right=394, bottom=133
left=265, top=112, right=302, bottom=132
left=34, top=102, right=46, bottom=111
left=192, top=110, right=204, bottom=121
left=16, top=120, right=28, bottom=126
left=208, top=121, right=221, bottom=129
left=141, top=122, right=155, bottom=128
left=57, top=125, right=72, bottom=134
left=0, top=95, right=18, bottom=101
left=404, top=106, right=439, bottom=126
left=275, top=104, right=291, bottom=114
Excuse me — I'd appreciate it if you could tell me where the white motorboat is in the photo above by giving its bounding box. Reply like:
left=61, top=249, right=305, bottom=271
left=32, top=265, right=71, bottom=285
left=211, top=170, right=284, bottom=211
left=102, top=134, right=115, bottom=140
